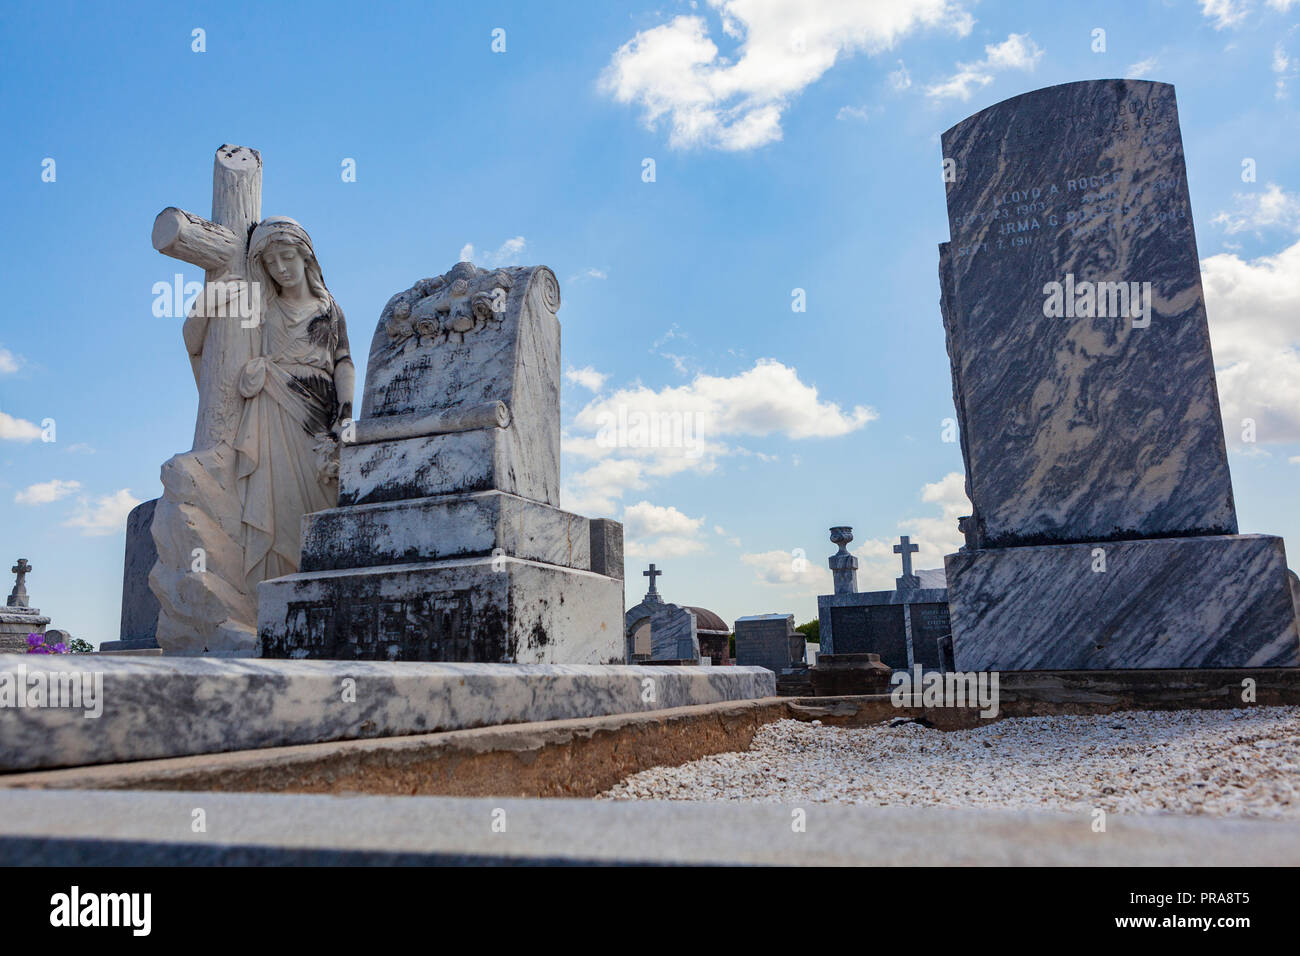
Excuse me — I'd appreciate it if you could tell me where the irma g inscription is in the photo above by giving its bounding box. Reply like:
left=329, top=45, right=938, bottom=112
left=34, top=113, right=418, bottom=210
left=275, top=591, right=507, bottom=661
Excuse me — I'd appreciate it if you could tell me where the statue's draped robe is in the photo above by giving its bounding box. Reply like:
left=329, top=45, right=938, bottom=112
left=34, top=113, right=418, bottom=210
left=234, top=296, right=350, bottom=591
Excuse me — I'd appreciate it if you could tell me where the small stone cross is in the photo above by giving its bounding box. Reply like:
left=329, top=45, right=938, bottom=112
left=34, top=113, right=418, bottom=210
left=893, top=537, right=918, bottom=578
left=643, top=563, right=663, bottom=598
left=7, top=558, right=32, bottom=608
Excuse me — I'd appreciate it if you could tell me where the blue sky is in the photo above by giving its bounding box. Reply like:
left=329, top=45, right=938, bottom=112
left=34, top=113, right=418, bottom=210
left=2, top=0, right=1298, bottom=646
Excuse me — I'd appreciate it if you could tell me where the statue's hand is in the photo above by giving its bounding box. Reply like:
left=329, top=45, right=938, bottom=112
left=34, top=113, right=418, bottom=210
left=332, top=402, right=354, bottom=439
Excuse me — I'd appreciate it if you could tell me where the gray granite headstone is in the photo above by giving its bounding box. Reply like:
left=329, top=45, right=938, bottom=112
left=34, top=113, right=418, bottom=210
left=735, top=614, right=803, bottom=674
left=938, top=79, right=1299, bottom=669
left=102, top=498, right=161, bottom=652
left=939, top=79, right=1236, bottom=548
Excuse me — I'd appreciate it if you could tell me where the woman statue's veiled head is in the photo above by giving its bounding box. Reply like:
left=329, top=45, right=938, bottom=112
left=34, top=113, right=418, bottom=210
left=247, top=216, right=329, bottom=306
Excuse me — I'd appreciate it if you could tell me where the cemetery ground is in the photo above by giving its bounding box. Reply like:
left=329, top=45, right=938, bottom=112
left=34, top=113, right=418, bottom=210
left=601, top=708, right=1300, bottom=818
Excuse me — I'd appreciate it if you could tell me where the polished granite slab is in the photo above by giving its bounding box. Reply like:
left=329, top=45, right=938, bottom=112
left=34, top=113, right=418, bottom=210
left=946, top=534, right=1300, bottom=670
left=938, top=79, right=1236, bottom=548
left=0, top=657, right=774, bottom=772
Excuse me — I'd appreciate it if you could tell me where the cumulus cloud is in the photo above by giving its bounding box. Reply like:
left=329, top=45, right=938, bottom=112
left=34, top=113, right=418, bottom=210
left=924, top=33, right=1044, bottom=102
left=600, top=0, right=973, bottom=150
left=459, top=236, right=527, bottom=267
left=1202, top=238, right=1300, bottom=445
left=561, top=359, right=876, bottom=513
left=15, top=479, right=81, bottom=506
left=623, top=500, right=707, bottom=557
left=63, top=489, right=141, bottom=536
left=1212, top=183, right=1300, bottom=235
left=0, top=410, right=42, bottom=442
left=0, top=346, right=22, bottom=375
left=566, top=366, right=609, bottom=392
left=1200, top=0, right=1251, bottom=29
left=1125, top=56, right=1160, bottom=78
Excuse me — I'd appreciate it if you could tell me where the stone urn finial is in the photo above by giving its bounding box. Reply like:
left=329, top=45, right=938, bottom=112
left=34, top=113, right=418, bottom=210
left=827, top=528, right=858, bottom=595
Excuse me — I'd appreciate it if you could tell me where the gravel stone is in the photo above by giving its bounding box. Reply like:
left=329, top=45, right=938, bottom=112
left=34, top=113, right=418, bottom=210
left=598, top=707, right=1300, bottom=817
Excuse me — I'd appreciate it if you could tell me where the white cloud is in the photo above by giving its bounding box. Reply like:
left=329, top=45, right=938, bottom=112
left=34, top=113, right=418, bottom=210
left=836, top=104, right=873, bottom=122
left=888, top=59, right=912, bottom=90
left=925, top=32, right=1044, bottom=102
left=1200, top=0, right=1250, bottom=29
left=0, top=410, right=42, bottom=442
left=1125, top=56, right=1160, bottom=78
left=623, top=500, right=707, bottom=557
left=600, top=0, right=974, bottom=150
left=63, top=489, right=141, bottom=536
left=459, top=236, right=527, bottom=267
left=15, top=479, right=81, bottom=506
left=741, top=549, right=832, bottom=594
left=1213, top=183, right=1300, bottom=235
left=1202, top=238, right=1300, bottom=444
left=566, top=366, right=609, bottom=392
left=849, top=471, right=970, bottom=589
left=0, top=346, right=22, bottom=375
left=562, top=359, right=875, bottom=513
left=568, top=268, right=608, bottom=283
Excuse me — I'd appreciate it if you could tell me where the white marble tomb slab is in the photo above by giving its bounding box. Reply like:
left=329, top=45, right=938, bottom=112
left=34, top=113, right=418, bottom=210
left=0, top=656, right=775, bottom=772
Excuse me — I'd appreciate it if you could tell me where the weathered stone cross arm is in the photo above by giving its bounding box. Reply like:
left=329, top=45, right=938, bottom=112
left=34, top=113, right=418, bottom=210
left=151, top=207, right=243, bottom=275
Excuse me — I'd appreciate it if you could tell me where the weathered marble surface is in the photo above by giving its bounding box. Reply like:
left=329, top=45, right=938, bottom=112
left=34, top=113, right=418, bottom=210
left=946, top=534, right=1300, bottom=670
left=259, top=556, right=623, bottom=663
left=939, top=80, right=1236, bottom=547
left=361, top=263, right=561, bottom=507
left=0, top=656, right=774, bottom=772
left=0, top=609, right=49, bottom=654
left=261, top=261, right=623, bottom=663
left=299, top=491, right=592, bottom=573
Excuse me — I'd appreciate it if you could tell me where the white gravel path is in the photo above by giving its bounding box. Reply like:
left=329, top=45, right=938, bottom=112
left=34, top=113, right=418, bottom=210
left=599, top=707, right=1300, bottom=817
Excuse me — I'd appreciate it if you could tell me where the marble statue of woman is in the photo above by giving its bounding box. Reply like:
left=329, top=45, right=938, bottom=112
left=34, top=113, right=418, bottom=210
left=235, top=217, right=355, bottom=593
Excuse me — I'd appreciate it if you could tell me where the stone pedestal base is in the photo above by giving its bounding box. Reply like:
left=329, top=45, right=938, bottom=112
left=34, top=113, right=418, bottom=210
left=258, top=555, right=623, bottom=663
left=0, top=609, right=49, bottom=653
left=946, top=534, right=1300, bottom=670
left=809, top=653, right=893, bottom=696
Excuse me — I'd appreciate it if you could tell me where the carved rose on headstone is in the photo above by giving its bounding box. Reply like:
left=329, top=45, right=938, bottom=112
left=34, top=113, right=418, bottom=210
left=379, top=263, right=512, bottom=348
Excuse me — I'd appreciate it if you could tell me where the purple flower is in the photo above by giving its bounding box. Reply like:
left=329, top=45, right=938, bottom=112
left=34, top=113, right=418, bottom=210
left=26, top=633, right=43, bottom=648
left=50, top=643, right=68, bottom=654
left=27, top=645, right=49, bottom=654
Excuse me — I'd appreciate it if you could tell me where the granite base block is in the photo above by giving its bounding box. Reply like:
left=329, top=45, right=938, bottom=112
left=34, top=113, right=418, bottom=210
left=258, top=555, right=623, bottom=664
left=947, top=534, right=1300, bottom=670
left=0, top=657, right=776, bottom=772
